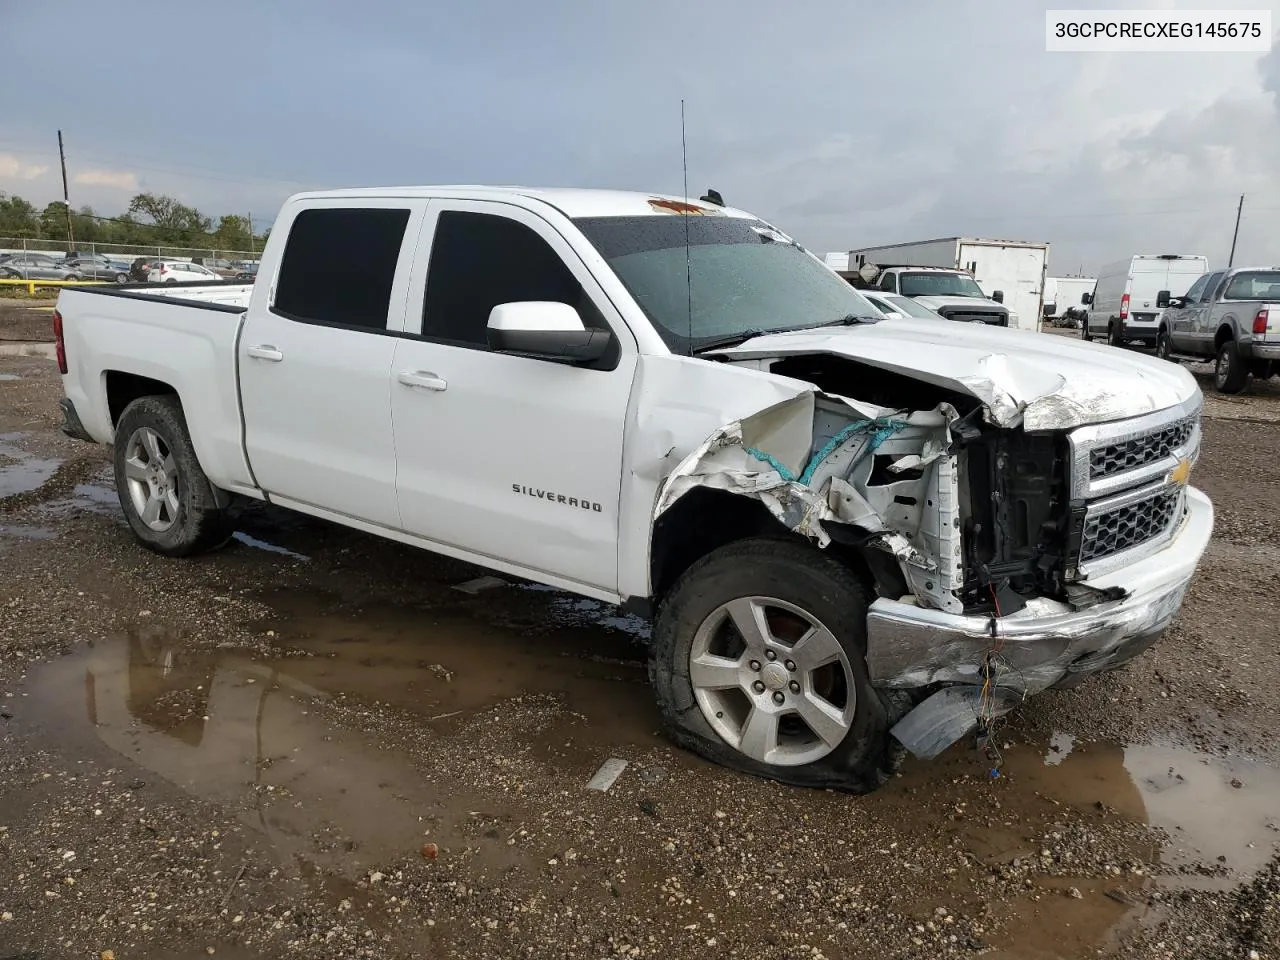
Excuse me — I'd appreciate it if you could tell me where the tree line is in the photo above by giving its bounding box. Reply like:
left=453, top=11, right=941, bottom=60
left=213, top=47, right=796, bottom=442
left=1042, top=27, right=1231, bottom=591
left=0, top=192, right=268, bottom=252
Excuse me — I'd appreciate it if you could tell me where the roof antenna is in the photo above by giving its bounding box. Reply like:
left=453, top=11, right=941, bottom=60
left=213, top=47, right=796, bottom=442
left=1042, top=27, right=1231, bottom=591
left=682, top=99, right=693, bottom=356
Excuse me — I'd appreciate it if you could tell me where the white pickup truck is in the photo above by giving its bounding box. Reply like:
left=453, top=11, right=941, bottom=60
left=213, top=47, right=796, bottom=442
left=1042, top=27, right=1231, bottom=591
left=53, top=187, right=1214, bottom=792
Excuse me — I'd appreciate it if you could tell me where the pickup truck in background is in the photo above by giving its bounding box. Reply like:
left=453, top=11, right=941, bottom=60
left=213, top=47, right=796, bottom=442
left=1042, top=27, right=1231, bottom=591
left=851, top=265, right=1015, bottom=327
left=1155, top=266, right=1280, bottom=394
left=53, top=186, right=1213, bottom=792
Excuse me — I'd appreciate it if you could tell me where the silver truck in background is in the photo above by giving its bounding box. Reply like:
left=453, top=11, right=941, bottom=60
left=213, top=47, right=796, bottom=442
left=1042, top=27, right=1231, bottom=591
left=1155, top=266, right=1280, bottom=393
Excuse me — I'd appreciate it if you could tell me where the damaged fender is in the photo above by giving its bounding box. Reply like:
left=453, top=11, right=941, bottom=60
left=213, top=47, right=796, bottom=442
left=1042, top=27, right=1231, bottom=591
left=655, top=391, right=964, bottom=613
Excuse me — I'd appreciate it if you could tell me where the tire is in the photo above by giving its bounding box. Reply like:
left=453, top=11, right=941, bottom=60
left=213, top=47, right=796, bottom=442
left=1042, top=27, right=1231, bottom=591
left=649, top=537, right=899, bottom=793
left=165, top=278, right=178, bottom=284
left=1108, top=322, right=1123, bottom=348
left=1214, top=340, right=1249, bottom=395
left=115, top=273, right=129, bottom=284
left=1155, top=330, right=1173, bottom=361
left=113, top=396, right=234, bottom=557
left=1081, top=320, right=1092, bottom=342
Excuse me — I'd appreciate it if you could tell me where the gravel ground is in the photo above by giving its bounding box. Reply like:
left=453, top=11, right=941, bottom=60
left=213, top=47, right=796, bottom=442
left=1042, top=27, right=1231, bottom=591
left=2, top=308, right=1279, bottom=960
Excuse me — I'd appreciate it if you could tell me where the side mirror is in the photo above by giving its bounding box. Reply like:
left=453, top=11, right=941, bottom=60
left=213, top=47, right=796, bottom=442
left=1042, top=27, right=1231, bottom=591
left=991, top=290, right=1004, bottom=303
left=1156, top=290, right=1171, bottom=308
left=1080, top=292, right=1092, bottom=305
left=487, top=302, right=612, bottom=364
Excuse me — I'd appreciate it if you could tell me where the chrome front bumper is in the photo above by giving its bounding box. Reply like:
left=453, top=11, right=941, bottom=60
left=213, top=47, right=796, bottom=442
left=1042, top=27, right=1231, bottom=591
left=865, top=486, right=1213, bottom=695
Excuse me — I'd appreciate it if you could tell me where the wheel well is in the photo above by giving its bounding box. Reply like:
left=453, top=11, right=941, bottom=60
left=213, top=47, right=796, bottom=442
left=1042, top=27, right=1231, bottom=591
left=105, top=371, right=178, bottom=426
left=1214, top=325, right=1235, bottom=350
left=648, top=488, right=884, bottom=607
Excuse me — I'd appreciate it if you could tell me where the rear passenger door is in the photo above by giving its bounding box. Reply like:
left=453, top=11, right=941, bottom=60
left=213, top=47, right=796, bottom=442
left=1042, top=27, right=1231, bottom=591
left=239, top=201, right=426, bottom=528
left=389, top=201, right=637, bottom=596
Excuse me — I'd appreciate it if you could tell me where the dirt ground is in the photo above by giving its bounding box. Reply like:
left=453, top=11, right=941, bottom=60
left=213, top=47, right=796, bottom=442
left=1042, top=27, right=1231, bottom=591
left=2, top=306, right=1279, bottom=960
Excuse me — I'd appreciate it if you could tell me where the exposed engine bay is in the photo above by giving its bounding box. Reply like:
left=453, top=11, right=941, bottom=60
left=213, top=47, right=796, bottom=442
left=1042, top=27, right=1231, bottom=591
left=656, top=352, right=1079, bottom=619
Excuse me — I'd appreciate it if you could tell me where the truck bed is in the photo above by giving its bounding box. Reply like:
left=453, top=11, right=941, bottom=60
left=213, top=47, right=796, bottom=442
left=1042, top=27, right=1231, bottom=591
left=56, top=283, right=256, bottom=492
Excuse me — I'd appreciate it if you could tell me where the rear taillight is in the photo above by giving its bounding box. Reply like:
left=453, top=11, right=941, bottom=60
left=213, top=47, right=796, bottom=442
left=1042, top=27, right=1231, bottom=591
left=1119, top=293, right=1130, bottom=320
left=1254, top=308, right=1269, bottom=335
left=52, top=308, right=67, bottom=375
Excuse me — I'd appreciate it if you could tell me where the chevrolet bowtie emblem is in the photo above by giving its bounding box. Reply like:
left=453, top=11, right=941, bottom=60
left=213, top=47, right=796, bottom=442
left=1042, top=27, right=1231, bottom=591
left=1169, top=457, right=1192, bottom=486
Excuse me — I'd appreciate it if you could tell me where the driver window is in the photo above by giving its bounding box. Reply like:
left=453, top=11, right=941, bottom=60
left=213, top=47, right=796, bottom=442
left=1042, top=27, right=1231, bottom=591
left=1181, top=274, right=1209, bottom=303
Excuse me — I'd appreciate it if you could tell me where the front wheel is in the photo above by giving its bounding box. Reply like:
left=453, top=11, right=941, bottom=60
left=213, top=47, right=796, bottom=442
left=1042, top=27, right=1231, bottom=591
left=1156, top=330, right=1174, bottom=361
left=1215, top=340, right=1249, bottom=394
left=649, top=538, right=898, bottom=793
left=113, top=396, right=234, bottom=557
left=115, top=273, right=129, bottom=284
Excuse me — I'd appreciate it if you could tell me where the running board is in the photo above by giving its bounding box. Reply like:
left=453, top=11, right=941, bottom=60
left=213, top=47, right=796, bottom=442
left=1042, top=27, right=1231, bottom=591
left=1164, top=352, right=1206, bottom=363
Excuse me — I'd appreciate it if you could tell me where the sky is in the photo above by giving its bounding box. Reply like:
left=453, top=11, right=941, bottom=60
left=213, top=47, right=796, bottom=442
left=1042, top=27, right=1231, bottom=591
left=2, top=0, right=1279, bottom=274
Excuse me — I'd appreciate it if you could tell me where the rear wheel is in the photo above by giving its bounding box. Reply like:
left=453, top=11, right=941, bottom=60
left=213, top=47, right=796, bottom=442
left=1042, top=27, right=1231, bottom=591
left=649, top=538, right=898, bottom=793
left=113, top=396, right=234, bottom=557
left=1214, top=340, right=1249, bottom=394
left=1081, top=320, right=1093, bottom=342
left=1108, top=322, right=1123, bottom=347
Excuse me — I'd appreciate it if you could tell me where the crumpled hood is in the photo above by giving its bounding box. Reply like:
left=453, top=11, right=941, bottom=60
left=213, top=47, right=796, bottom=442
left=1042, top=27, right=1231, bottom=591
left=912, top=294, right=1007, bottom=314
left=710, top=318, right=1200, bottom=431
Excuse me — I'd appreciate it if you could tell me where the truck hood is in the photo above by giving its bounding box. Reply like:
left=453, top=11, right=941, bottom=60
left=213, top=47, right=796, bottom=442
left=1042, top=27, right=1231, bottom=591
left=710, top=318, right=1199, bottom=431
left=911, top=295, right=1007, bottom=314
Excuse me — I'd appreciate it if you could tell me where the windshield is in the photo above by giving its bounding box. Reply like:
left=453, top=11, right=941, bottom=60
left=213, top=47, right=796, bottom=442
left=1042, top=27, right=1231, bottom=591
left=1223, top=270, right=1280, bottom=301
left=899, top=271, right=985, bottom=298
left=883, top=294, right=942, bottom=319
left=573, top=215, right=881, bottom=352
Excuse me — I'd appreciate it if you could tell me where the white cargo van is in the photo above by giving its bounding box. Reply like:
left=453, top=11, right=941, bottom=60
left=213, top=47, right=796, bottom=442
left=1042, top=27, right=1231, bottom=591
left=1083, top=255, right=1207, bottom=347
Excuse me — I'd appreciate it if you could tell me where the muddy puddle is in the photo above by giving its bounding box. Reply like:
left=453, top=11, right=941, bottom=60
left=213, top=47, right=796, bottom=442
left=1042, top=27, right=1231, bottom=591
left=0, top=432, right=62, bottom=498
left=0, top=372, right=20, bottom=381
left=17, top=583, right=1280, bottom=956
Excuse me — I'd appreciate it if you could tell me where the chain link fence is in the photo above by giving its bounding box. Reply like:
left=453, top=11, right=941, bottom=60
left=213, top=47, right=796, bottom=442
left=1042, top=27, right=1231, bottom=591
left=0, top=237, right=259, bottom=263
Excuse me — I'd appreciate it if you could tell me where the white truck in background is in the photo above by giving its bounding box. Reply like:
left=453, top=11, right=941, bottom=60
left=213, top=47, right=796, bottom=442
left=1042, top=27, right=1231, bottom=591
left=1043, top=276, right=1096, bottom=328
left=843, top=237, right=1050, bottom=332
left=51, top=186, right=1212, bottom=794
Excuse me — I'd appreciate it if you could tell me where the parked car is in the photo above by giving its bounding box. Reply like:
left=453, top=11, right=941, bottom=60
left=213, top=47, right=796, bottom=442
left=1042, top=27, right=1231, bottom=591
left=1082, top=254, right=1207, bottom=347
left=234, top=262, right=260, bottom=282
left=0, top=253, right=82, bottom=281
left=64, top=254, right=131, bottom=284
left=52, top=185, right=1213, bottom=793
left=1155, top=266, right=1280, bottom=393
left=191, top=257, right=239, bottom=278
left=861, top=291, right=946, bottom=320
left=148, top=260, right=221, bottom=283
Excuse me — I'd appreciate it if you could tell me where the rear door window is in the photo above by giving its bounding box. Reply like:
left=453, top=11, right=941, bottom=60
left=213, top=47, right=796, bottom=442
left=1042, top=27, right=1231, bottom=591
left=274, top=207, right=411, bottom=330
left=1199, top=271, right=1225, bottom=303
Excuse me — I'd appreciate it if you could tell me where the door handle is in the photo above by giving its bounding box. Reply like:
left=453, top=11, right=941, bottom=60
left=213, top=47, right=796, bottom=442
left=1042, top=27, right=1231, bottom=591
left=246, top=344, right=284, bottom=362
left=397, top=370, right=447, bottom=391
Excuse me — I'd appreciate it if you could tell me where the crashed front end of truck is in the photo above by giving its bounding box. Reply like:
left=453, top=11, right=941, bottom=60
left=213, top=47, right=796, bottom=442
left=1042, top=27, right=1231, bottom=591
left=655, top=349, right=1213, bottom=760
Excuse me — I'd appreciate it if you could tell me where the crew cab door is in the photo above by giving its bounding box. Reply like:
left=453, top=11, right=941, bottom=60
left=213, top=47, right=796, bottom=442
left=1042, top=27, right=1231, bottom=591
left=389, top=201, right=637, bottom=596
left=238, top=201, right=426, bottom=528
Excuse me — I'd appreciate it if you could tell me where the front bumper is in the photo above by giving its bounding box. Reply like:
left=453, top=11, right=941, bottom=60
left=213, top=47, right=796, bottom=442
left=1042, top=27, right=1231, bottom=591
left=865, top=486, right=1213, bottom=696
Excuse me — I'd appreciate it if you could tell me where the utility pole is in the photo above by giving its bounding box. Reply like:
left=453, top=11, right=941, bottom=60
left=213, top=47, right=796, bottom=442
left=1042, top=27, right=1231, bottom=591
left=248, top=212, right=254, bottom=258
left=1228, top=194, right=1244, bottom=268
left=57, top=130, right=75, bottom=250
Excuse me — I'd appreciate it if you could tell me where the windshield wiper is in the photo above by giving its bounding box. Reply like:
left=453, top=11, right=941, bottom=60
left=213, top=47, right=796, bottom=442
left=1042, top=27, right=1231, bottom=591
left=810, top=313, right=882, bottom=328
left=693, top=315, right=879, bottom=354
left=692, top=328, right=768, bottom=353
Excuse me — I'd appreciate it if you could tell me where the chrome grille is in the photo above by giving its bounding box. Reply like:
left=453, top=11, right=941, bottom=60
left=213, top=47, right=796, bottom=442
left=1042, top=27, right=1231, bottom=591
left=1088, top=415, right=1196, bottom=481
left=1079, top=487, right=1182, bottom=563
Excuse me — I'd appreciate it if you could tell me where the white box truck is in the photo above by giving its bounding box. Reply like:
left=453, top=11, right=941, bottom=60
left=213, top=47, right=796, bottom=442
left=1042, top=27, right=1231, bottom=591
left=846, top=238, right=1050, bottom=332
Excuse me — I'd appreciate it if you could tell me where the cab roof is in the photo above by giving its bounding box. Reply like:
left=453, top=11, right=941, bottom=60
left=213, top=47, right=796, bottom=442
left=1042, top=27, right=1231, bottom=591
left=286, top=186, right=761, bottom=221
